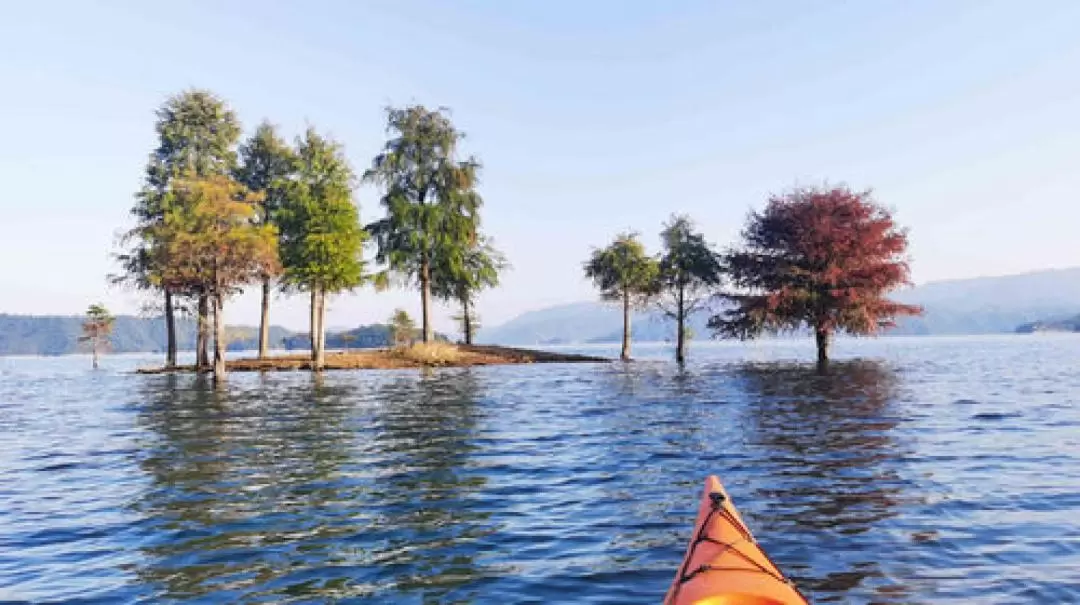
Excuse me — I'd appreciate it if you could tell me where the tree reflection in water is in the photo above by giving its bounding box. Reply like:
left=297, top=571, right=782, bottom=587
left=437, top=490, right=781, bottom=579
left=735, top=360, right=921, bottom=604
left=132, top=372, right=369, bottom=601
left=362, top=369, right=497, bottom=603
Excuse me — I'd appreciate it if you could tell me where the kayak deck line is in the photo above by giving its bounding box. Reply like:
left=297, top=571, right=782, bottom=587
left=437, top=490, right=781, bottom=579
left=665, top=476, right=810, bottom=605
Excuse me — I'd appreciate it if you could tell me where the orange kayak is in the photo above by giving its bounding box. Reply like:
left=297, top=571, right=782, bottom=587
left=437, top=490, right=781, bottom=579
left=665, top=476, right=809, bottom=605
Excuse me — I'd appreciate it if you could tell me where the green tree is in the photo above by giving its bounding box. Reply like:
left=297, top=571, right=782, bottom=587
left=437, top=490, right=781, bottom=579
left=116, top=89, right=241, bottom=369
left=388, top=308, right=416, bottom=348
left=655, top=215, right=723, bottom=364
left=79, top=303, right=115, bottom=369
left=235, top=120, right=297, bottom=359
left=364, top=105, right=482, bottom=343
left=710, top=186, right=921, bottom=372
left=277, top=128, right=366, bottom=371
left=149, top=176, right=280, bottom=380
left=432, top=236, right=507, bottom=345
left=583, top=232, right=658, bottom=361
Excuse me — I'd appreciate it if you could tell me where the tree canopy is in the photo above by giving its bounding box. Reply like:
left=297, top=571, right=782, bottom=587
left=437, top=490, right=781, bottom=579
left=277, top=127, right=366, bottom=369
left=79, top=303, right=115, bottom=369
left=147, top=175, right=280, bottom=378
left=364, top=105, right=482, bottom=342
left=655, top=215, right=723, bottom=363
left=584, top=232, right=658, bottom=360
left=709, top=185, right=922, bottom=370
left=235, top=120, right=297, bottom=358
left=117, top=89, right=242, bottom=368
left=432, top=236, right=507, bottom=344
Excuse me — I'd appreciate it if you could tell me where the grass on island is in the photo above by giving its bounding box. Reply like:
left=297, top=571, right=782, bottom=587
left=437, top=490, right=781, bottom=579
left=136, top=343, right=608, bottom=374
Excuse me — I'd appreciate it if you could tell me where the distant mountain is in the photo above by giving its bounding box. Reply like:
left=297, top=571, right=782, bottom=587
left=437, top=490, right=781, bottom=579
left=1015, top=314, right=1080, bottom=334
left=0, top=314, right=293, bottom=356
left=282, top=324, right=451, bottom=350
left=479, top=268, right=1080, bottom=344
left=889, top=267, right=1080, bottom=335
left=476, top=302, right=711, bottom=345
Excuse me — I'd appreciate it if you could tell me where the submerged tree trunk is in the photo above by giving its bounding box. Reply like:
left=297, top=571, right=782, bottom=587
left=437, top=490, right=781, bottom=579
left=92, top=343, right=99, bottom=370
left=462, top=298, right=473, bottom=345
left=164, top=289, right=177, bottom=368
left=815, top=326, right=830, bottom=374
left=258, top=279, right=271, bottom=359
left=212, top=296, right=226, bottom=381
left=420, top=253, right=433, bottom=343
left=197, top=295, right=211, bottom=370
left=621, top=290, right=631, bottom=361
left=675, top=284, right=686, bottom=365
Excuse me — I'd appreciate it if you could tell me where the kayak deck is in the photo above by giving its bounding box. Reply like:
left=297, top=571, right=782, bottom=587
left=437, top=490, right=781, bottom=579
left=665, top=476, right=809, bottom=605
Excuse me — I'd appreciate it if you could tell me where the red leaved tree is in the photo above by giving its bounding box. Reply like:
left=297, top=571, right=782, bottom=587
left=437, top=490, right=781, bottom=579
left=709, top=185, right=921, bottom=371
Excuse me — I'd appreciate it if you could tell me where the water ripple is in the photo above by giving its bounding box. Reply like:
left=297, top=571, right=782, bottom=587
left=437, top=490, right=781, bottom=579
left=1, top=338, right=1080, bottom=603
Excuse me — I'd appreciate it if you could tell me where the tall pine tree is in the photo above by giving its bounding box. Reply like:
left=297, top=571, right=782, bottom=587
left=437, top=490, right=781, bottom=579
left=277, top=128, right=366, bottom=370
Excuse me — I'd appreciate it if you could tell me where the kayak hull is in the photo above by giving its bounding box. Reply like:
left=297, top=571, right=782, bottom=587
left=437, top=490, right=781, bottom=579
left=665, top=476, right=809, bottom=605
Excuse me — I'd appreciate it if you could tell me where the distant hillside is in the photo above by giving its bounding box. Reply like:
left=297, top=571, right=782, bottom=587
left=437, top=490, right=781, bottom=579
left=889, top=267, right=1080, bottom=335
left=476, top=303, right=711, bottom=345
left=282, top=324, right=450, bottom=350
left=0, top=314, right=292, bottom=356
left=479, top=267, right=1080, bottom=344
left=1015, top=314, right=1080, bottom=334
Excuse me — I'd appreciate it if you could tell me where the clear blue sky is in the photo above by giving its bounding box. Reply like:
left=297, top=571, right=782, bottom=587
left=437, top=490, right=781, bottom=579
left=2, top=1, right=1080, bottom=331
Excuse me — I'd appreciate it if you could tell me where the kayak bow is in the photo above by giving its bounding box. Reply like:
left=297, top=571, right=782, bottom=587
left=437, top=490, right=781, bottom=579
left=665, top=476, right=809, bottom=605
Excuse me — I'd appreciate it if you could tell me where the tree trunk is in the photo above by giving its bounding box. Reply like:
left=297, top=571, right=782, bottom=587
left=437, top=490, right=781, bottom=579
left=621, top=290, right=631, bottom=361
left=258, top=278, right=271, bottom=359
left=315, top=289, right=326, bottom=370
left=164, top=289, right=177, bottom=368
left=675, top=284, right=686, bottom=364
left=420, top=254, right=432, bottom=343
left=815, top=326, right=830, bottom=374
left=212, top=295, right=226, bottom=381
left=462, top=298, right=473, bottom=345
left=92, top=343, right=99, bottom=370
left=197, top=294, right=210, bottom=370
left=309, top=289, right=318, bottom=363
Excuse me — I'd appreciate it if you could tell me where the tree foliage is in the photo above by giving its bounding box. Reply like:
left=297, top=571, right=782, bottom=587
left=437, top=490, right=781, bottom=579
left=709, top=185, right=922, bottom=370
left=79, top=303, right=115, bottom=369
left=584, top=232, right=658, bottom=360
left=655, top=215, right=723, bottom=363
left=235, top=120, right=297, bottom=358
left=277, top=128, right=366, bottom=369
left=235, top=121, right=297, bottom=221
left=388, top=309, right=416, bottom=349
left=116, top=89, right=242, bottom=368
left=432, top=236, right=507, bottom=344
left=147, top=175, right=280, bottom=378
left=363, top=105, right=482, bottom=342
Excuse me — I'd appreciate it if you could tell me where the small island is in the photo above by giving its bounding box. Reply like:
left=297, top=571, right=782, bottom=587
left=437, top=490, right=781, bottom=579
left=135, top=343, right=607, bottom=374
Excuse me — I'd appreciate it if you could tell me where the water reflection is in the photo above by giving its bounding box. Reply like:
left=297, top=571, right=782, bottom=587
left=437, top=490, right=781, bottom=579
left=130, top=369, right=496, bottom=602
left=735, top=361, right=918, bottom=603
left=363, top=370, right=497, bottom=602
left=132, top=372, right=362, bottom=600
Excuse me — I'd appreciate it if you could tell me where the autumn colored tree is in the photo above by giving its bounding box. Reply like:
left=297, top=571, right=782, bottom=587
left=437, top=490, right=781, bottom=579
left=277, top=128, right=366, bottom=371
left=584, top=232, right=659, bottom=361
left=655, top=215, right=723, bottom=364
left=432, top=236, right=507, bottom=345
left=79, top=303, right=115, bottom=369
left=388, top=308, right=416, bottom=349
left=235, top=121, right=297, bottom=359
left=116, top=89, right=241, bottom=368
left=149, top=176, right=280, bottom=380
left=364, top=105, right=482, bottom=343
left=709, top=185, right=922, bottom=372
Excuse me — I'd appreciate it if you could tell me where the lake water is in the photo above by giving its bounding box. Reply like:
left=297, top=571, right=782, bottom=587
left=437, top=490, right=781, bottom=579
left=2, top=335, right=1080, bottom=603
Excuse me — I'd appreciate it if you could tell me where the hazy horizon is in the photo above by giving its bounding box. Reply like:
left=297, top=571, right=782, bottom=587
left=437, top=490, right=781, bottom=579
left=4, top=1, right=1080, bottom=332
